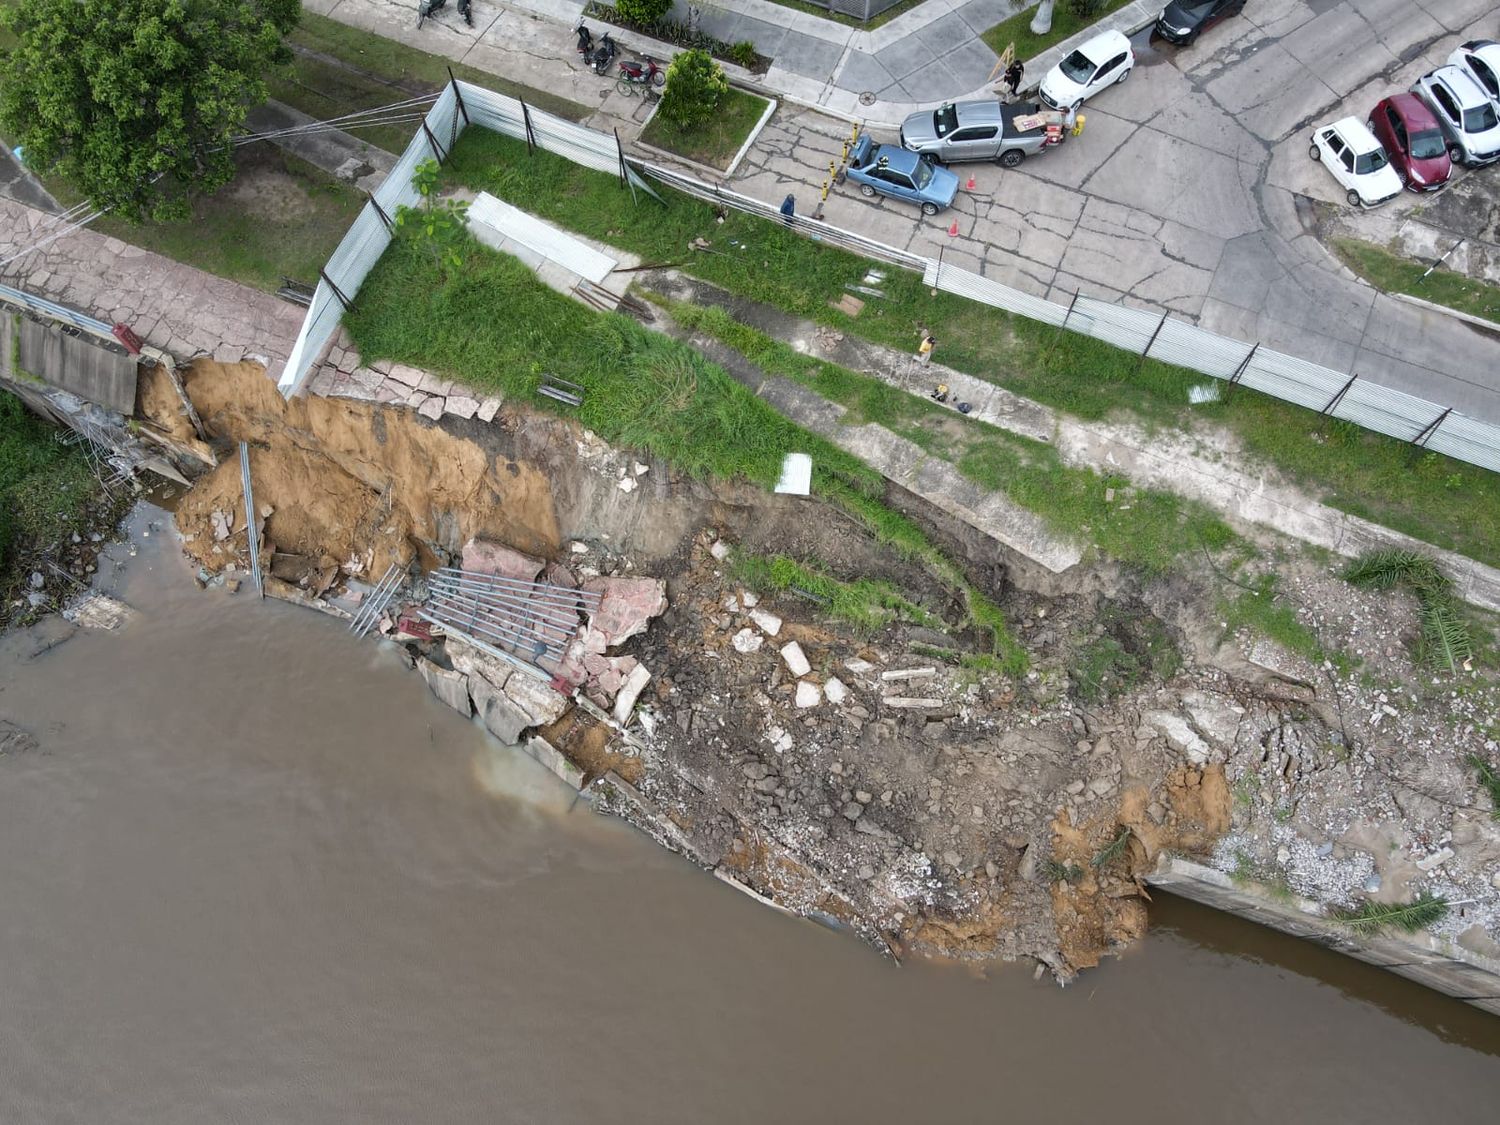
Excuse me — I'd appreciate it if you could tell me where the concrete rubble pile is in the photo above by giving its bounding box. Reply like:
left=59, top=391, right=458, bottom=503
left=409, top=537, right=667, bottom=746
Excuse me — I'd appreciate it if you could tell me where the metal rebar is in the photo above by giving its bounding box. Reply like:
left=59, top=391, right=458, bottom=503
left=421, top=595, right=569, bottom=659
left=416, top=613, right=554, bottom=682
left=434, top=566, right=602, bottom=599
left=430, top=569, right=601, bottom=609
left=424, top=577, right=593, bottom=623
left=423, top=590, right=576, bottom=647
left=423, top=584, right=577, bottom=638
left=239, top=442, right=264, bottom=599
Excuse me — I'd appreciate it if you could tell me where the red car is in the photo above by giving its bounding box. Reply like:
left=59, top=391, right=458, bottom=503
left=1368, top=93, right=1452, bottom=192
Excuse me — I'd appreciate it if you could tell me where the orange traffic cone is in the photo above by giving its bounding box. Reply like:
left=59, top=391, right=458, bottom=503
left=965, top=174, right=976, bottom=191
left=947, top=218, right=959, bottom=237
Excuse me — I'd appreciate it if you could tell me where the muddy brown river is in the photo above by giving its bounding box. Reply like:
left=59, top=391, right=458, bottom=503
left=2, top=504, right=1497, bottom=1124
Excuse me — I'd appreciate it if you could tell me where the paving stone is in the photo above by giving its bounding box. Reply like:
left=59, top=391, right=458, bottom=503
left=444, top=394, right=480, bottom=419
left=418, top=397, right=445, bottom=420
left=386, top=362, right=426, bottom=388
left=418, top=371, right=454, bottom=396
left=476, top=395, right=503, bottom=423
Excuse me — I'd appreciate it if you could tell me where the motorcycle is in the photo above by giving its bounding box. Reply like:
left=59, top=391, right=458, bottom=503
left=575, top=23, right=594, bottom=60
left=417, top=0, right=473, bottom=30
left=615, top=55, right=667, bottom=96
left=591, top=31, right=618, bottom=76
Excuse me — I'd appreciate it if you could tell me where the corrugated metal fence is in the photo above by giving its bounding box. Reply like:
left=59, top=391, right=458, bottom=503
left=278, top=80, right=1500, bottom=475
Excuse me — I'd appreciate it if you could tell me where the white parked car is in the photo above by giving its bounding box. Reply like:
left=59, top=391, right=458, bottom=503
left=1039, top=29, right=1134, bottom=111
left=1412, top=66, right=1500, bottom=166
left=1448, top=39, right=1500, bottom=110
left=1308, top=117, right=1402, bottom=207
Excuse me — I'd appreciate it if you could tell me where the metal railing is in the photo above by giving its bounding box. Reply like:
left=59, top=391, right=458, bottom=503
left=239, top=442, right=265, bottom=598
left=278, top=78, right=1500, bottom=476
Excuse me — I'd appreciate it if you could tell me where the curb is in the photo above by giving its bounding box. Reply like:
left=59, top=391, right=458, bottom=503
left=1389, top=291, right=1500, bottom=334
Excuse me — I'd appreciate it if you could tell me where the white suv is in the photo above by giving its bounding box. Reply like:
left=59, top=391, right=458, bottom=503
left=1308, top=118, right=1402, bottom=207
left=1412, top=66, right=1500, bottom=166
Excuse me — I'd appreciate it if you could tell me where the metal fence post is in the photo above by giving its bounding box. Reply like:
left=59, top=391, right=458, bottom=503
left=615, top=127, right=628, bottom=187
left=1224, top=341, right=1258, bottom=400
left=1408, top=406, right=1452, bottom=460
left=448, top=68, right=471, bottom=127
left=1043, top=289, right=1080, bottom=363
left=521, top=99, right=536, bottom=154
left=368, top=194, right=395, bottom=232
left=422, top=120, right=448, bottom=164
left=319, top=268, right=354, bottom=312
left=1318, top=371, right=1358, bottom=419
left=1136, top=310, right=1168, bottom=371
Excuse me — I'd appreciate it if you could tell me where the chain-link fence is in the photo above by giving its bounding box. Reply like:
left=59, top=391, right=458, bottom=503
left=279, top=79, right=1500, bottom=476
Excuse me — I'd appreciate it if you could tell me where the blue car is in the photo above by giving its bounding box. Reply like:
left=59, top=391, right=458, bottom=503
left=846, top=135, right=960, bottom=215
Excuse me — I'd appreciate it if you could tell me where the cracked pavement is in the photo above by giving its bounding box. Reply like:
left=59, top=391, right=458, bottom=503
left=730, top=0, right=1500, bottom=424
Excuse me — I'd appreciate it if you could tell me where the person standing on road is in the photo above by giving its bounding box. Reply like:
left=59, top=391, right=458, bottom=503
left=1003, top=59, right=1024, bottom=101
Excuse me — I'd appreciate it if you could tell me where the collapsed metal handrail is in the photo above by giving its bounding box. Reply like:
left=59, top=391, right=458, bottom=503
left=239, top=442, right=264, bottom=598
left=348, top=563, right=403, bottom=638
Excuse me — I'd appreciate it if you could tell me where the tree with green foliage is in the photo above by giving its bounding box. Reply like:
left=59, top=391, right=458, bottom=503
left=614, top=0, right=672, bottom=25
left=0, top=0, right=300, bottom=223
left=1065, top=0, right=1107, bottom=18
left=394, top=158, right=470, bottom=280
left=658, top=48, right=728, bottom=130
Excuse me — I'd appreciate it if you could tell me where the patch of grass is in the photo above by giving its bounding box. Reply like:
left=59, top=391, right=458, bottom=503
left=1090, top=827, right=1132, bottom=869
left=1332, top=236, right=1500, bottom=327
left=1343, top=550, right=1473, bottom=673
left=1467, top=754, right=1500, bottom=822
left=759, top=0, right=930, bottom=30
left=1334, top=893, right=1449, bottom=936
left=731, top=552, right=938, bottom=633
left=639, top=88, right=768, bottom=170
left=1043, top=858, right=1085, bottom=883
left=272, top=12, right=589, bottom=154
left=88, top=147, right=365, bottom=291
left=981, top=0, right=1134, bottom=61
left=1221, top=573, right=1323, bottom=661
left=1070, top=636, right=1140, bottom=702
left=0, top=394, right=96, bottom=610
left=440, top=128, right=1500, bottom=569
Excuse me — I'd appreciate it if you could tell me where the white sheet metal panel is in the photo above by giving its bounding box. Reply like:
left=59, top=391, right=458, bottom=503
left=467, top=192, right=617, bottom=284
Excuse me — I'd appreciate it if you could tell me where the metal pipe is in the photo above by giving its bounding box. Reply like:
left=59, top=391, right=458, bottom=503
left=434, top=568, right=602, bottom=605
left=428, top=574, right=599, bottom=613
left=423, top=595, right=574, bottom=650
left=417, top=614, right=553, bottom=683
left=423, top=588, right=575, bottom=643
left=422, top=597, right=568, bottom=659
left=424, top=579, right=592, bottom=625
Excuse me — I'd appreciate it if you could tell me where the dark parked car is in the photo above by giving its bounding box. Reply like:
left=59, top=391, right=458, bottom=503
left=1155, top=0, right=1245, bottom=46
left=1368, top=93, right=1452, bottom=192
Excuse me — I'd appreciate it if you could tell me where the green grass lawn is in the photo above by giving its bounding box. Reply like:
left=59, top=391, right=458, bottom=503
left=639, top=89, right=770, bottom=169
left=0, top=392, right=97, bottom=617
left=1332, top=236, right=1500, bottom=326
left=981, top=0, right=1134, bottom=61
left=87, top=147, right=366, bottom=292
left=273, top=12, right=591, bottom=155
left=440, top=128, right=1500, bottom=569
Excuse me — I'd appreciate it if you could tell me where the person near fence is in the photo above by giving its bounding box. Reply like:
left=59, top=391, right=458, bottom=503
left=916, top=332, right=936, bottom=366
left=779, top=194, right=796, bottom=225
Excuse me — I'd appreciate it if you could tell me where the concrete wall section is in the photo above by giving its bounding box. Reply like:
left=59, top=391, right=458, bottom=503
left=15, top=313, right=138, bottom=415
left=1149, top=857, right=1500, bottom=1018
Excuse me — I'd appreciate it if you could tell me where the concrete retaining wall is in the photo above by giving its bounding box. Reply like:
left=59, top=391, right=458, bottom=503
left=1148, top=857, right=1500, bottom=1017
left=10, top=310, right=138, bottom=414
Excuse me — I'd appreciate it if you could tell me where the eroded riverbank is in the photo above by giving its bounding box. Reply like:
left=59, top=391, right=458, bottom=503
left=1, top=504, right=1498, bottom=1122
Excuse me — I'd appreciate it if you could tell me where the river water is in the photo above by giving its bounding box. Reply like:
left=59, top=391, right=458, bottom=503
left=2, top=505, right=1497, bottom=1124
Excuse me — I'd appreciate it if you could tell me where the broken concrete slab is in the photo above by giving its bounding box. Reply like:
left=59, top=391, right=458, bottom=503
left=882, top=666, right=936, bottom=681
left=471, top=670, right=568, bottom=744
left=448, top=640, right=514, bottom=691
left=418, top=397, right=444, bottom=421
left=732, top=627, right=764, bottom=653
left=444, top=394, right=480, bottom=420
left=418, top=657, right=471, bottom=716
left=386, top=363, right=426, bottom=388
left=1181, top=690, right=1245, bottom=749
left=780, top=641, right=811, bottom=678
left=884, top=697, right=943, bottom=709
left=460, top=538, right=545, bottom=582
left=476, top=395, right=503, bottom=423
left=824, top=676, right=848, bottom=705
left=522, top=735, right=585, bottom=790
left=583, top=576, right=667, bottom=646
left=1144, top=710, right=1212, bottom=765
left=612, top=662, right=652, bottom=723
left=795, top=680, right=822, bottom=708
left=749, top=608, right=782, bottom=636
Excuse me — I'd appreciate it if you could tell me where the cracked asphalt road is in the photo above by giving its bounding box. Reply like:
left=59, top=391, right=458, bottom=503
left=731, top=0, right=1500, bottom=425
